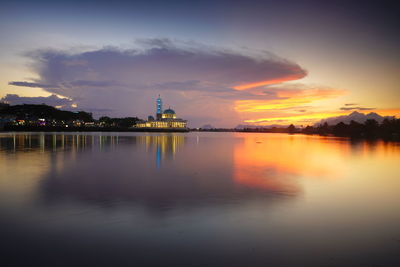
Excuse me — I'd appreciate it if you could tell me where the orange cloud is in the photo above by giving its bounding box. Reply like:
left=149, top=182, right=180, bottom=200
left=233, top=73, right=305, bottom=90
left=234, top=86, right=399, bottom=126
left=235, top=88, right=346, bottom=113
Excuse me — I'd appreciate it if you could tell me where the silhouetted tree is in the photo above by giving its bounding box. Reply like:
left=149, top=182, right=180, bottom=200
left=348, top=120, right=363, bottom=137
left=99, top=116, right=112, bottom=126
left=364, top=119, right=379, bottom=137
left=316, top=122, right=330, bottom=135
left=302, top=125, right=315, bottom=134
left=0, top=104, right=94, bottom=122
left=287, top=124, right=296, bottom=134
left=333, top=122, right=347, bottom=136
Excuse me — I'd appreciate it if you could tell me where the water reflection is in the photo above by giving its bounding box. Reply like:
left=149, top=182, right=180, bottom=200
left=29, top=133, right=294, bottom=212
left=0, top=132, right=121, bottom=152
left=136, top=135, right=185, bottom=168
left=233, top=134, right=347, bottom=190
left=1, top=132, right=400, bottom=267
left=1, top=133, right=399, bottom=211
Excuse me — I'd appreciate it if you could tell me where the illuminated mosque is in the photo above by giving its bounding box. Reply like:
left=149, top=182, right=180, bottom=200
left=134, top=95, right=188, bottom=130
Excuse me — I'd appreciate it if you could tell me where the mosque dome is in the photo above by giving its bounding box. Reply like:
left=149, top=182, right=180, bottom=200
left=163, top=108, right=175, bottom=115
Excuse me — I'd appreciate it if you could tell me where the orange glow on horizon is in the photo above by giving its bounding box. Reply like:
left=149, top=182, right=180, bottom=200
left=241, top=108, right=400, bottom=126
left=235, top=89, right=346, bottom=113
left=243, top=111, right=347, bottom=124
left=234, top=83, right=400, bottom=126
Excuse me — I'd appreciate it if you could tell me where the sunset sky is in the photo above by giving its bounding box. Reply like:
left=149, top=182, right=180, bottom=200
left=0, top=0, right=399, bottom=127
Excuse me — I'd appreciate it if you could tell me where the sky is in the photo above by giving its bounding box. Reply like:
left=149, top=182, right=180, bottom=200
left=0, top=0, right=399, bottom=127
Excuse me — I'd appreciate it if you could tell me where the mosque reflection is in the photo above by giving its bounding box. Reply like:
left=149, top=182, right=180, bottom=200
left=0, top=133, right=123, bottom=152
left=1, top=133, right=400, bottom=267
left=0, top=133, right=183, bottom=154
left=0, top=133, right=301, bottom=211
left=0, top=133, right=186, bottom=172
left=4, top=132, right=397, bottom=213
left=137, top=135, right=185, bottom=168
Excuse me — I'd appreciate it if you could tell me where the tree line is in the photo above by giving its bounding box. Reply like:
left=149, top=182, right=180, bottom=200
left=239, top=118, right=400, bottom=140
left=302, top=118, right=400, bottom=139
left=0, top=104, right=140, bottom=131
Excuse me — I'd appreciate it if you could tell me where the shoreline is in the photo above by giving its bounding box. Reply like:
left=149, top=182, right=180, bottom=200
left=0, top=126, right=189, bottom=133
left=1, top=128, right=399, bottom=141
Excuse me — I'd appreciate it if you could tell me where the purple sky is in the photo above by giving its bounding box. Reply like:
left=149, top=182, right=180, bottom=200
left=1, top=0, right=399, bottom=127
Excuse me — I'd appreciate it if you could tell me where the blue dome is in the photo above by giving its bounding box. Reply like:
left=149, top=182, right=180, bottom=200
left=163, top=108, right=175, bottom=114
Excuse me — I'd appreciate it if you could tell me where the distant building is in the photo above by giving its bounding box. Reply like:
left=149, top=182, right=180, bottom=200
left=134, top=95, right=187, bottom=130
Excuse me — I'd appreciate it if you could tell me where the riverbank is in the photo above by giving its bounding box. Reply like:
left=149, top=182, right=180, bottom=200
left=2, top=127, right=399, bottom=142
left=1, top=125, right=189, bottom=132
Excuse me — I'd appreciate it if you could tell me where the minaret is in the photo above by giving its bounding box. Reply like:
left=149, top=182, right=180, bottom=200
left=156, top=95, right=162, bottom=120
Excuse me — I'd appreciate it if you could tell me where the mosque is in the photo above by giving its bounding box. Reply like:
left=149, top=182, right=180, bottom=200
left=134, top=95, right=188, bottom=131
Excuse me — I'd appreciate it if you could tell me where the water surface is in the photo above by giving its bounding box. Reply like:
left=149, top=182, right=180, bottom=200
left=1, top=132, right=399, bottom=266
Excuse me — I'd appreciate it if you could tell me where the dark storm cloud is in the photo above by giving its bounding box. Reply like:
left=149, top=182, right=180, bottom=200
left=10, top=80, right=122, bottom=89
left=8, top=81, right=56, bottom=88
left=151, top=80, right=228, bottom=92
left=12, top=39, right=308, bottom=126
left=151, top=80, right=286, bottom=101
left=1, top=94, right=73, bottom=107
left=69, top=80, right=120, bottom=87
left=24, top=39, right=306, bottom=94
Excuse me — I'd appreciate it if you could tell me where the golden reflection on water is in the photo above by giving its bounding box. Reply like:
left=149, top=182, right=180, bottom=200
left=1, top=132, right=400, bottom=267
left=137, top=135, right=185, bottom=167
left=233, top=134, right=347, bottom=190
left=1, top=132, right=400, bottom=201
left=233, top=133, right=400, bottom=190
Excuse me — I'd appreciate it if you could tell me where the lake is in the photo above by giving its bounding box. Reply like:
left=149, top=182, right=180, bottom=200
left=0, top=132, right=399, bottom=267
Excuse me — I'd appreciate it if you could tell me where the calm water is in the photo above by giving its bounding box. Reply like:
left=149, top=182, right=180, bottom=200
left=1, top=132, right=399, bottom=267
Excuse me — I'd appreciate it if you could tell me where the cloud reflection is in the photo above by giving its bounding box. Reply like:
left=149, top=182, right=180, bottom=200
left=4, top=132, right=397, bottom=216
left=0, top=133, right=302, bottom=212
